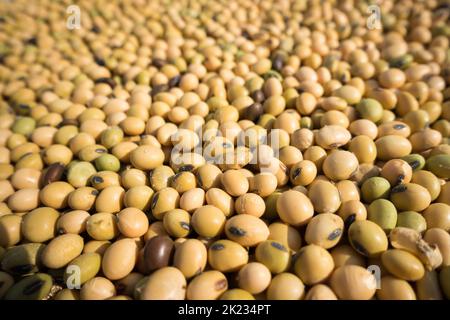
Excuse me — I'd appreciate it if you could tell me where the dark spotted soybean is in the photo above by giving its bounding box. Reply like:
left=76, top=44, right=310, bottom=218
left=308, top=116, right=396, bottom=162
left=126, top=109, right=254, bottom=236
left=179, top=165, right=195, bottom=172
left=351, top=240, right=369, bottom=256
left=391, top=184, right=407, bottom=193
left=394, top=124, right=406, bottom=130
left=151, top=193, right=159, bottom=210
left=348, top=220, right=388, bottom=258
left=1, top=243, right=46, bottom=275
left=344, top=214, right=357, bottom=227
left=211, top=243, right=225, bottom=251
left=228, top=226, right=247, bottom=237
left=180, top=222, right=190, bottom=231
left=396, top=174, right=405, bottom=185
left=94, top=78, right=116, bottom=88
left=215, top=279, right=228, bottom=291
left=328, top=229, right=342, bottom=241
left=270, top=241, right=287, bottom=251
left=401, top=154, right=425, bottom=171
left=409, top=160, right=420, bottom=170
left=91, top=175, right=104, bottom=184
left=5, top=273, right=53, bottom=300
left=23, top=280, right=44, bottom=295
left=10, top=264, right=35, bottom=274
left=292, top=167, right=302, bottom=179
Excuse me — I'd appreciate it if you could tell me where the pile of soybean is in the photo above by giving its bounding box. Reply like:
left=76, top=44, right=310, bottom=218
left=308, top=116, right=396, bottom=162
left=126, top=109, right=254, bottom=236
left=0, top=0, right=450, bottom=301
